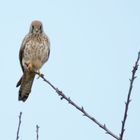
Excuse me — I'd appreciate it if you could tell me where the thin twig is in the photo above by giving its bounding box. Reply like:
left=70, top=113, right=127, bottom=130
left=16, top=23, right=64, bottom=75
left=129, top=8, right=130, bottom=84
left=119, top=51, right=140, bottom=140
left=36, top=125, right=39, bottom=140
left=35, top=73, right=119, bottom=140
left=16, top=112, right=22, bottom=140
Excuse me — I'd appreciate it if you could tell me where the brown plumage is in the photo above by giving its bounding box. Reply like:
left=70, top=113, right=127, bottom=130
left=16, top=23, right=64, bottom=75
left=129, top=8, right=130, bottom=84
left=16, top=20, right=50, bottom=102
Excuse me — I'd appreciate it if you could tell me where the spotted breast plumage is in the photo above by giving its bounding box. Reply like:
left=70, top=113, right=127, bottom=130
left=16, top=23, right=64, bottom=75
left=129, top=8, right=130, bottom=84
left=16, top=20, right=50, bottom=102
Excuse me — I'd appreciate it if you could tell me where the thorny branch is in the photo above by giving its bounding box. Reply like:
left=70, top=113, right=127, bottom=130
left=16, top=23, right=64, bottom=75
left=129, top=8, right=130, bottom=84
left=119, top=51, right=140, bottom=140
left=35, top=77, right=119, bottom=139
left=36, top=125, right=39, bottom=140
left=16, top=112, right=22, bottom=140
left=35, top=51, right=140, bottom=140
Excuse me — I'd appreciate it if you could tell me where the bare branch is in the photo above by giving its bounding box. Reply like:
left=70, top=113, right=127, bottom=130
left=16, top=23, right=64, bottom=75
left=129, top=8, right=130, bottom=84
left=36, top=125, right=39, bottom=140
left=16, top=112, right=22, bottom=140
left=119, top=51, right=140, bottom=140
left=35, top=72, right=119, bottom=140
left=35, top=51, right=140, bottom=140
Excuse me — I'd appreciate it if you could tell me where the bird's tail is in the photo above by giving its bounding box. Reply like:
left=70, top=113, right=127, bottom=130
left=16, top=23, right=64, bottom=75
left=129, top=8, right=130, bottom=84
left=18, top=71, right=35, bottom=102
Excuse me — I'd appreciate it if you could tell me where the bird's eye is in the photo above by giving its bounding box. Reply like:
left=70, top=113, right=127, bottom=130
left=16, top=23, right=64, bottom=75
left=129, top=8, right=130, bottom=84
left=31, top=25, right=34, bottom=33
left=39, top=26, right=43, bottom=33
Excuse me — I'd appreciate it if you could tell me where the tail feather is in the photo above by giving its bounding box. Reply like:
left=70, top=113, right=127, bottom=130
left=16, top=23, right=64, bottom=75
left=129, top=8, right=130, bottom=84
left=18, top=71, right=35, bottom=102
left=16, top=76, right=22, bottom=87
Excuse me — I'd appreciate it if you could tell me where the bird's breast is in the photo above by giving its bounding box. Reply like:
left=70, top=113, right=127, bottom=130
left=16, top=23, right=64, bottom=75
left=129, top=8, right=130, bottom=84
left=22, top=40, right=49, bottom=71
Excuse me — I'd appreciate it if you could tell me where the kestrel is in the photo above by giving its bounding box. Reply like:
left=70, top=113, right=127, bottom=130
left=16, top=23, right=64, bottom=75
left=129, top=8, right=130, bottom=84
left=16, top=20, right=50, bottom=102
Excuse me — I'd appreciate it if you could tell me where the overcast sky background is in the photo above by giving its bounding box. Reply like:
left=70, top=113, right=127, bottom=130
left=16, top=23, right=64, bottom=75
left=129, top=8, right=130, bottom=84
left=0, top=0, right=140, bottom=140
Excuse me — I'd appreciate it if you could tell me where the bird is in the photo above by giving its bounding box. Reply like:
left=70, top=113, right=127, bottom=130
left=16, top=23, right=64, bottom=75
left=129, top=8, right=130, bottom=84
left=16, top=20, right=50, bottom=102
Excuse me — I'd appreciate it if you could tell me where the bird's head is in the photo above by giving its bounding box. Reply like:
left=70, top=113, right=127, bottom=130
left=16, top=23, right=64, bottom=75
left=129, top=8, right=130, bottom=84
left=30, top=20, right=43, bottom=34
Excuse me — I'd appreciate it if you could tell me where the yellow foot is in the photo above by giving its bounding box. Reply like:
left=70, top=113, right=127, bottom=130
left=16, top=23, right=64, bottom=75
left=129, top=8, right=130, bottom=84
left=27, top=63, right=33, bottom=72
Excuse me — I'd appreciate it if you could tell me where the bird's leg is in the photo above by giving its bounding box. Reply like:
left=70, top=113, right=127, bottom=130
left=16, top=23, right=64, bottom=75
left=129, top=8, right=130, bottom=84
left=36, top=70, right=42, bottom=79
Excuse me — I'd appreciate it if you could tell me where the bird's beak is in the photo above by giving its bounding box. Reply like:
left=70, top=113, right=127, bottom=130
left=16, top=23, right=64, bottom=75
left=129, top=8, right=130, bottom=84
left=35, top=28, right=39, bottom=32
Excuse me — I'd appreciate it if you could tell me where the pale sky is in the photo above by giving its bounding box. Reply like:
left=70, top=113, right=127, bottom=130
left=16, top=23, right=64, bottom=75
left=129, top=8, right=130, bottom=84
left=0, top=0, right=140, bottom=140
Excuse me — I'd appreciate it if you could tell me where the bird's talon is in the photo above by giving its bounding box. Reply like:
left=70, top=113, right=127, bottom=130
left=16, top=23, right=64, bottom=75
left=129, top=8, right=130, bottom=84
left=27, top=63, right=33, bottom=72
left=36, top=71, right=42, bottom=79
